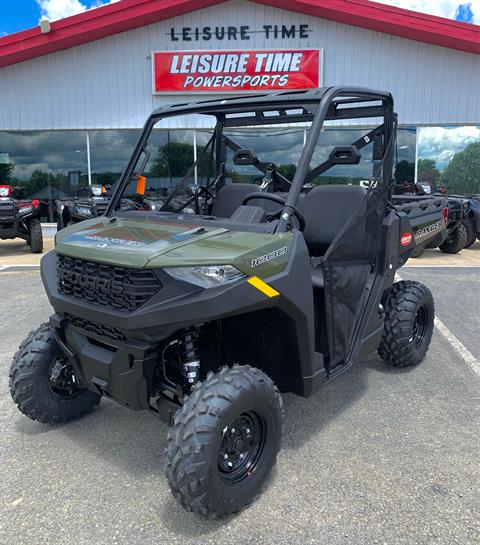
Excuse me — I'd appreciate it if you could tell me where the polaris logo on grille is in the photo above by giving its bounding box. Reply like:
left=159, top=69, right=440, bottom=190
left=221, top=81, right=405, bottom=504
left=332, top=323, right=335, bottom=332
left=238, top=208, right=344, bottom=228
left=59, top=270, right=121, bottom=296
left=251, top=246, right=288, bottom=268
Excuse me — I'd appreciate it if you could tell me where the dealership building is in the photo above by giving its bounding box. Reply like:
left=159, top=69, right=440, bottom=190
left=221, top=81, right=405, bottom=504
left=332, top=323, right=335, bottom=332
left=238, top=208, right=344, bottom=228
left=0, top=0, right=478, bottom=223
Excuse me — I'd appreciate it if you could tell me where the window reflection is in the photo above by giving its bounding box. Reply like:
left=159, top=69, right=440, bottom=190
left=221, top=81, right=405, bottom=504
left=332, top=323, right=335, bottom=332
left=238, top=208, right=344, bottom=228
left=0, top=131, right=88, bottom=222
left=0, top=124, right=423, bottom=224
left=417, top=126, right=480, bottom=194
left=89, top=130, right=141, bottom=187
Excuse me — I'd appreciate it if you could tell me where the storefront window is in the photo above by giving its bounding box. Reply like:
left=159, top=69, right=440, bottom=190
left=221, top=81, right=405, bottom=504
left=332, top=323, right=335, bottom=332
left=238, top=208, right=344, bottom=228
left=417, top=126, right=480, bottom=194
left=0, top=131, right=88, bottom=222
left=88, top=129, right=142, bottom=187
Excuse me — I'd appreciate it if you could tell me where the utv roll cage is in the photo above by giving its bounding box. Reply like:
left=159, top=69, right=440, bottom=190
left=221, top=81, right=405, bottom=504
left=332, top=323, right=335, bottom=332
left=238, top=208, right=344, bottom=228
left=107, top=86, right=396, bottom=225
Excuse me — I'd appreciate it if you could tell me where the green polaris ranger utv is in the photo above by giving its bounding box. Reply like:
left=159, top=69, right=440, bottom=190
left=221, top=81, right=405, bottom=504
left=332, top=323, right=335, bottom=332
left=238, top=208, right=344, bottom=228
left=10, top=87, right=436, bottom=518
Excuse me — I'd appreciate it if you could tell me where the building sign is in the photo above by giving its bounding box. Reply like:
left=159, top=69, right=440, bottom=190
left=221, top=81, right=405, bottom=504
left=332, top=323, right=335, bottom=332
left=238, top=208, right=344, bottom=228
left=169, top=25, right=311, bottom=42
left=152, top=49, right=321, bottom=94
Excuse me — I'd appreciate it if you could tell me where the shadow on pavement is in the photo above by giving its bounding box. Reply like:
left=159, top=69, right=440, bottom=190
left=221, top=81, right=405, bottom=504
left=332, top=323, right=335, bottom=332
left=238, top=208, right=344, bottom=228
left=12, top=353, right=399, bottom=534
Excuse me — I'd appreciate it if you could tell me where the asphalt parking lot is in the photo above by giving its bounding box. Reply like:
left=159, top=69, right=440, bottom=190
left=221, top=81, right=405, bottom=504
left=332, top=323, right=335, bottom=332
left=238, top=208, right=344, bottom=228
left=0, top=264, right=479, bottom=545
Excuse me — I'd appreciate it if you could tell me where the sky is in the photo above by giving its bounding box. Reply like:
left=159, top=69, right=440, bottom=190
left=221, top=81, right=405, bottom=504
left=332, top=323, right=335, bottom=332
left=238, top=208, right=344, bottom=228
left=0, top=0, right=479, bottom=37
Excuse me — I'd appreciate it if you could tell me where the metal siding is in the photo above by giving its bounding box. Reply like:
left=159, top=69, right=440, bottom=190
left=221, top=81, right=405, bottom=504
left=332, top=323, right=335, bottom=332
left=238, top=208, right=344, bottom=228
left=0, top=0, right=478, bottom=130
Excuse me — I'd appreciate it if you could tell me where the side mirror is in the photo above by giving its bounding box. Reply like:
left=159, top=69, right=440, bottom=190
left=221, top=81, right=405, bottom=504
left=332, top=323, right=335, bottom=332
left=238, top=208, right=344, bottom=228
left=233, top=149, right=259, bottom=166
left=329, top=146, right=361, bottom=165
left=135, top=175, right=146, bottom=195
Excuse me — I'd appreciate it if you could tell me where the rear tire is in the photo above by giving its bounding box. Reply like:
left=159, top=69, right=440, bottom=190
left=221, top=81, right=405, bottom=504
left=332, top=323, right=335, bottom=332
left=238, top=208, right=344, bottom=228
left=379, top=281, right=434, bottom=368
left=165, top=365, right=284, bottom=518
left=439, top=222, right=467, bottom=254
left=9, top=323, right=101, bottom=424
left=463, top=219, right=477, bottom=248
left=29, top=218, right=43, bottom=253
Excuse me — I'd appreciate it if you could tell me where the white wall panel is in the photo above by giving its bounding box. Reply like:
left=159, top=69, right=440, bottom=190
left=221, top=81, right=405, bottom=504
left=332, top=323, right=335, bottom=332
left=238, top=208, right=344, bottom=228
left=0, top=0, right=478, bottom=130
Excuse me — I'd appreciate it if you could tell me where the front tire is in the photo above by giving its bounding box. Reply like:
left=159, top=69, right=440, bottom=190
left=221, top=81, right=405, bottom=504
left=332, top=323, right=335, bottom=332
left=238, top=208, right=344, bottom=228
left=379, top=281, right=434, bottom=368
left=463, top=219, right=477, bottom=248
left=439, top=222, right=467, bottom=254
left=9, top=323, right=101, bottom=423
left=29, top=218, right=43, bottom=253
left=165, top=365, right=284, bottom=518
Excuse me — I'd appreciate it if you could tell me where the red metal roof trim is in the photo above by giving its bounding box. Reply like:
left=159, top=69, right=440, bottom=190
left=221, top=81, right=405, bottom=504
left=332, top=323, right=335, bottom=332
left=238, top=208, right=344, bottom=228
left=263, top=0, right=480, bottom=54
left=0, top=0, right=478, bottom=69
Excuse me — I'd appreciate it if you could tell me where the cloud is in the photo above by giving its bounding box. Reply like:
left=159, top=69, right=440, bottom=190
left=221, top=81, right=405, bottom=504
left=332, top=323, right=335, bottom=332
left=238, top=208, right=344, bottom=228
left=36, top=0, right=87, bottom=21
left=36, top=0, right=120, bottom=22
left=418, top=126, right=480, bottom=170
left=373, top=0, right=480, bottom=23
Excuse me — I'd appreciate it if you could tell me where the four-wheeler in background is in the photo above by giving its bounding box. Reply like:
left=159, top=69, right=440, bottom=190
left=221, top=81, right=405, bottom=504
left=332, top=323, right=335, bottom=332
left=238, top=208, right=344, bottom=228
left=436, top=195, right=471, bottom=254
left=56, top=183, right=167, bottom=230
left=10, top=87, right=441, bottom=518
left=56, top=184, right=111, bottom=230
left=449, top=194, right=480, bottom=249
left=0, top=184, right=43, bottom=253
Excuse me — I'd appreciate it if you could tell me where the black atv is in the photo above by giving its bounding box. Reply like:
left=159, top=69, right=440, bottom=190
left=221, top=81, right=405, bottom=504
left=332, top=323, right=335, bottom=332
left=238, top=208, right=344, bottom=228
left=0, top=184, right=43, bottom=253
left=56, top=183, right=166, bottom=230
left=448, top=194, right=480, bottom=249
left=10, top=87, right=436, bottom=518
left=437, top=196, right=470, bottom=254
left=56, top=184, right=111, bottom=230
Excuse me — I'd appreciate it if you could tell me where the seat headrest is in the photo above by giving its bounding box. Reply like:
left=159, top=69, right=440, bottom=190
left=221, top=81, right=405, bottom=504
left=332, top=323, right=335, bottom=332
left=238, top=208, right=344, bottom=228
left=298, top=185, right=367, bottom=249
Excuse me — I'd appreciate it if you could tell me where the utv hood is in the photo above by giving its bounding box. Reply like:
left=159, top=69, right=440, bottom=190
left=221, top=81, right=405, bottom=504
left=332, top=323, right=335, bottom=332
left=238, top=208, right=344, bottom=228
left=55, top=216, right=293, bottom=275
left=55, top=217, right=229, bottom=268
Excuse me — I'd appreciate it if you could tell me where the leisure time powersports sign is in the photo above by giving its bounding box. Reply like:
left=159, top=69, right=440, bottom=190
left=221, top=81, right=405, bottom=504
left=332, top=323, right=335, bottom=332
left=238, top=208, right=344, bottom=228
left=152, top=49, right=321, bottom=94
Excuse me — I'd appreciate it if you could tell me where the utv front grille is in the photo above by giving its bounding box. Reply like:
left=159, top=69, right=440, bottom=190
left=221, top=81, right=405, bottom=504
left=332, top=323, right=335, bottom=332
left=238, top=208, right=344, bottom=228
left=0, top=203, right=15, bottom=219
left=57, top=254, right=161, bottom=311
left=65, top=313, right=126, bottom=341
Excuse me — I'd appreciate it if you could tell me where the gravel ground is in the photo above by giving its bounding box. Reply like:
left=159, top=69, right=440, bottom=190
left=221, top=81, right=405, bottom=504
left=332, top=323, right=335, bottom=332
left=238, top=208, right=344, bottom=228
left=0, top=269, right=479, bottom=545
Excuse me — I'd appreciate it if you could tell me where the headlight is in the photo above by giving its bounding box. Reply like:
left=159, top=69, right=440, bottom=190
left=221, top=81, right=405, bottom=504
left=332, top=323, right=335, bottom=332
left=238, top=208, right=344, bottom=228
left=74, top=205, right=93, bottom=217
left=164, top=265, right=245, bottom=288
left=17, top=205, right=33, bottom=215
left=91, top=185, right=103, bottom=196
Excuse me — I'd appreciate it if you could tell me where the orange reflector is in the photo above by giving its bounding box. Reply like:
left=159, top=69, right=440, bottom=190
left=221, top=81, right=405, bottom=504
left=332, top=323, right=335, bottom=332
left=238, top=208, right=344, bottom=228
left=136, top=175, right=146, bottom=195
left=101, top=185, right=107, bottom=194
left=247, top=276, right=280, bottom=298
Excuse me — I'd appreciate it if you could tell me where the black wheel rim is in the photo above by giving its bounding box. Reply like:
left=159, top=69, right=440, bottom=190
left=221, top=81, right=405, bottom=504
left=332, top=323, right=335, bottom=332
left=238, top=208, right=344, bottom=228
left=412, top=306, right=427, bottom=349
left=49, top=358, right=82, bottom=399
left=218, top=411, right=266, bottom=484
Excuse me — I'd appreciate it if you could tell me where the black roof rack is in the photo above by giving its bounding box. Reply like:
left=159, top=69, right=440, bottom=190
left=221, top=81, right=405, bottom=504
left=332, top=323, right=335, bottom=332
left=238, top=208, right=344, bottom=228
left=150, top=87, right=393, bottom=126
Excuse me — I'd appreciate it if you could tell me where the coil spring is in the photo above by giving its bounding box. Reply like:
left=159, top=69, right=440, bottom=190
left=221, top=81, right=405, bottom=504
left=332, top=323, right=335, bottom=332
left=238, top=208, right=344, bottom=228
left=179, top=328, right=200, bottom=386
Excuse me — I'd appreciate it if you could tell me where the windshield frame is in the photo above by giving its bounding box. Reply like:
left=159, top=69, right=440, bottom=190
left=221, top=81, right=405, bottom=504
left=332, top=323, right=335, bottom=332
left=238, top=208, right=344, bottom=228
left=106, top=86, right=395, bottom=232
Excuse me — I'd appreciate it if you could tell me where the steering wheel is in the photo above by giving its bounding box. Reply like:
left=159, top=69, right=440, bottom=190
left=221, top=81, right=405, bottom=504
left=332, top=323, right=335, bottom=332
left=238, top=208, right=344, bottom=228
left=241, top=193, right=305, bottom=232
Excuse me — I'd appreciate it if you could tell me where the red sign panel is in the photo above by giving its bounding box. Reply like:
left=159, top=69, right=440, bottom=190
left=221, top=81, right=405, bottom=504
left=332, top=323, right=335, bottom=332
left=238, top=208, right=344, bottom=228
left=152, top=49, right=320, bottom=94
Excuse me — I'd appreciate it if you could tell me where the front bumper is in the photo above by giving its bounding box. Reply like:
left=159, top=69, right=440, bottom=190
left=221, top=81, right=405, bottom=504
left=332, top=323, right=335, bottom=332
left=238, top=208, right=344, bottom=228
left=0, top=219, right=17, bottom=238
left=43, top=249, right=281, bottom=411
left=50, top=313, right=157, bottom=411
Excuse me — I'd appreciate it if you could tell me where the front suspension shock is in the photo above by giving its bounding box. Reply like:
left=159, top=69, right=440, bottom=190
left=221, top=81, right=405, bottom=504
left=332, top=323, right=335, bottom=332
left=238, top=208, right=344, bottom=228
left=179, top=327, right=200, bottom=386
